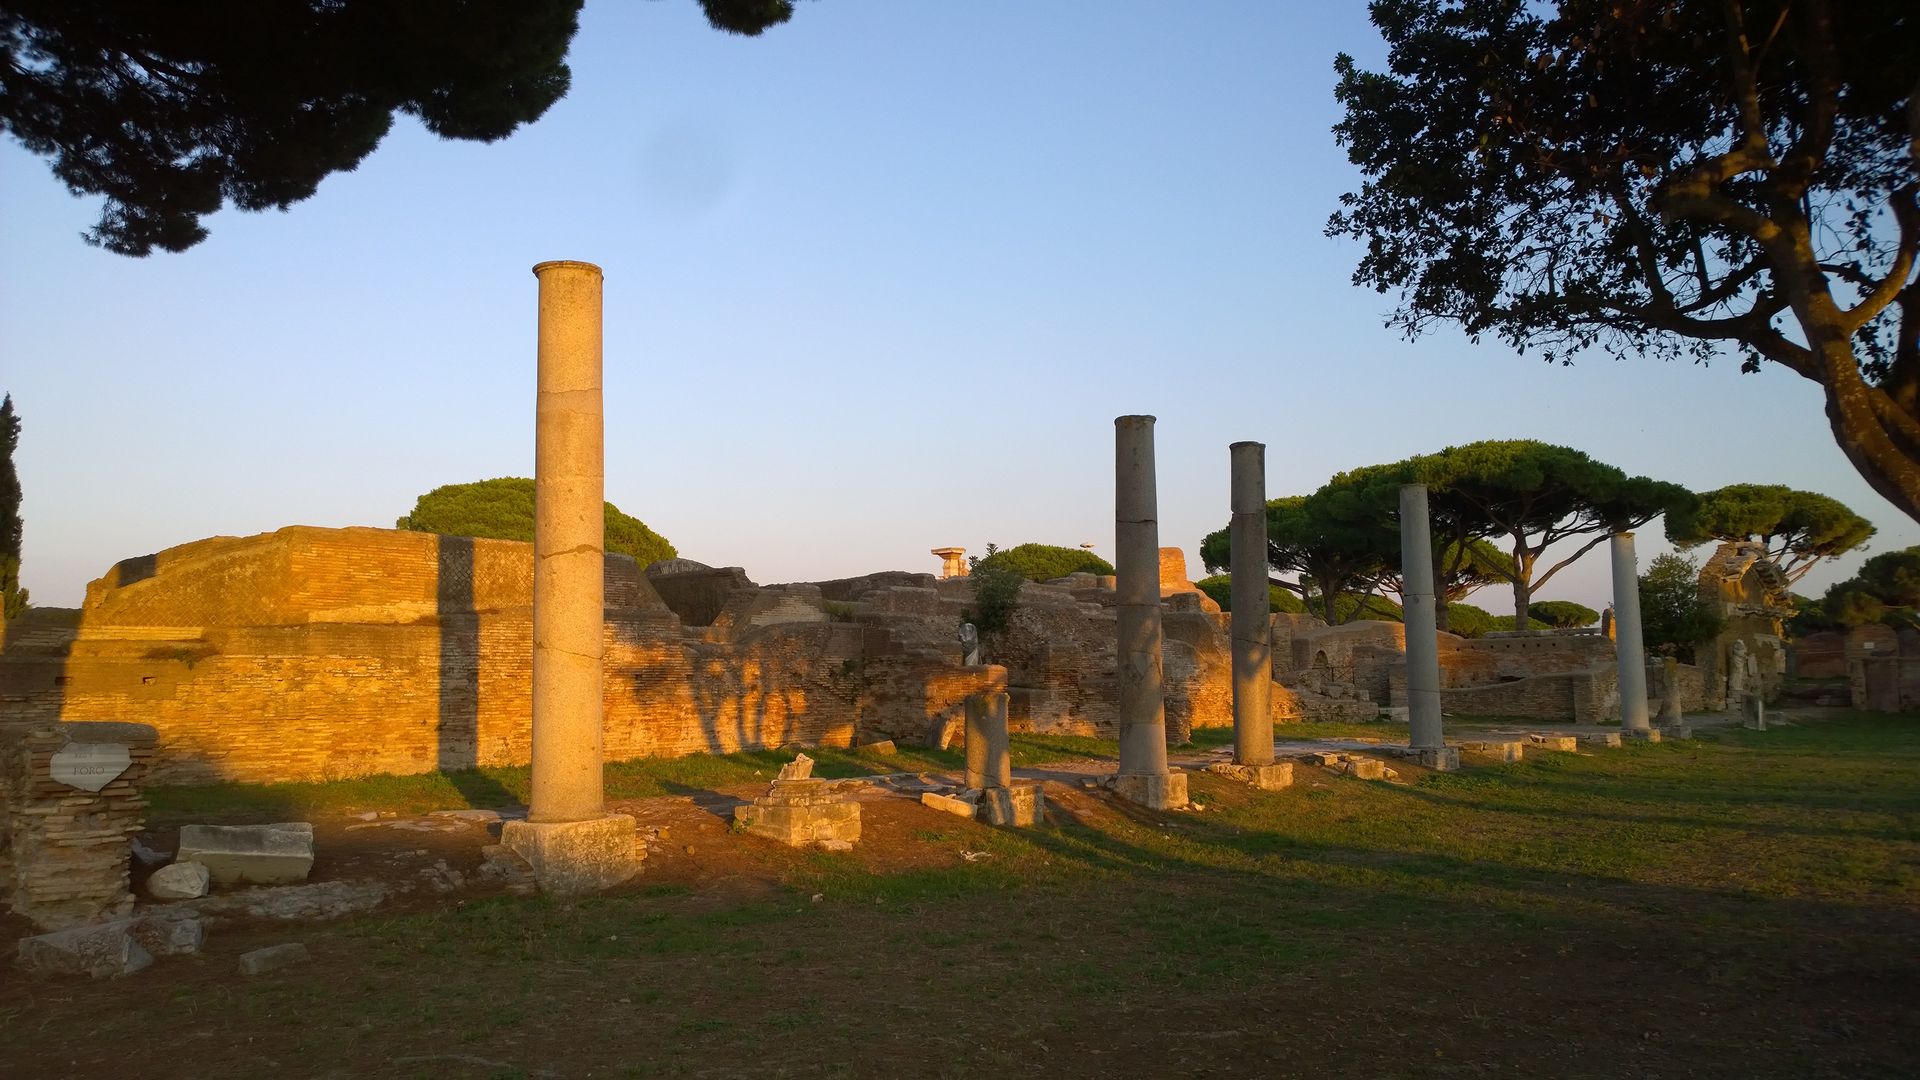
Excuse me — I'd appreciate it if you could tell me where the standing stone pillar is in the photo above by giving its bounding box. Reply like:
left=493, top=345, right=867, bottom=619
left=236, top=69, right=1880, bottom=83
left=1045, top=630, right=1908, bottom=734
left=1224, top=441, right=1287, bottom=790
left=963, top=691, right=1011, bottom=790
left=1400, top=485, right=1457, bottom=770
left=1611, top=532, right=1654, bottom=736
left=501, top=260, right=644, bottom=894
left=1113, top=416, right=1186, bottom=809
left=1661, top=657, right=1685, bottom=722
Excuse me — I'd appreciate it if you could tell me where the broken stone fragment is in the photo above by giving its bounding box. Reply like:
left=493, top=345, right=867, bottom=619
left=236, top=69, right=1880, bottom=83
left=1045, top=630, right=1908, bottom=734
left=146, top=860, right=211, bottom=900
left=979, top=785, right=1046, bottom=827
left=920, top=791, right=977, bottom=819
left=777, top=753, right=815, bottom=781
left=15, top=921, right=153, bottom=979
left=129, top=910, right=206, bottom=957
left=238, top=943, right=310, bottom=975
left=177, top=822, right=315, bottom=885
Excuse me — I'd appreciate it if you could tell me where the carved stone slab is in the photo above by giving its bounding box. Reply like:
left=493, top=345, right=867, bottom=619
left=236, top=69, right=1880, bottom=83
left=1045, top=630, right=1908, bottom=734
left=49, top=742, right=133, bottom=792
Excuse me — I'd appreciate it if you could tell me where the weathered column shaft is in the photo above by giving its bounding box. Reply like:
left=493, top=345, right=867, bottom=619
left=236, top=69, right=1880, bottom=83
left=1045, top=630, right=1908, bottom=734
left=1229, top=441, right=1274, bottom=765
left=1611, top=532, right=1652, bottom=732
left=963, top=694, right=1011, bottom=790
left=1399, top=484, right=1444, bottom=750
left=1115, top=415, right=1168, bottom=777
left=530, top=260, right=606, bottom=823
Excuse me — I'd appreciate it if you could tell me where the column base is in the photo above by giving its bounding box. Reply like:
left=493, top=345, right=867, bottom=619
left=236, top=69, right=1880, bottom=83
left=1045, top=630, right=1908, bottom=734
left=501, top=814, right=645, bottom=897
left=979, top=784, right=1047, bottom=827
left=1203, top=762, right=1294, bottom=790
left=1581, top=731, right=1623, bottom=748
left=1112, top=771, right=1189, bottom=810
left=1459, top=740, right=1526, bottom=763
left=1409, top=747, right=1459, bottom=771
left=1623, top=728, right=1663, bottom=743
left=1659, top=723, right=1694, bottom=740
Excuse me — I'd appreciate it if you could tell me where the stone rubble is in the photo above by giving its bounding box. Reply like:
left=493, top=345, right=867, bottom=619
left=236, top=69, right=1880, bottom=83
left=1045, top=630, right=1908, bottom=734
left=238, top=942, right=310, bottom=976
left=145, top=860, right=210, bottom=900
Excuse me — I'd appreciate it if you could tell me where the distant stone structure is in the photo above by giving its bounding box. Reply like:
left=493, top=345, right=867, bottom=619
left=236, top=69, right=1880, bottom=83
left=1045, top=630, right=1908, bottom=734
left=1696, top=540, right=1792, bottom=709
left=931, top=547, right=968, bottom=579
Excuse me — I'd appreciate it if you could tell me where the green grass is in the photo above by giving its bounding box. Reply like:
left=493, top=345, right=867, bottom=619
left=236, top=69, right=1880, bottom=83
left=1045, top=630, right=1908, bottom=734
left=14, top=712, right=1920, bottom=1078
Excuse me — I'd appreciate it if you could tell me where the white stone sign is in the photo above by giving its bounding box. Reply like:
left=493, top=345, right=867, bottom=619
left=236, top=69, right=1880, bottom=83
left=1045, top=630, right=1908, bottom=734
left=49, top=742, right=132, bottom=792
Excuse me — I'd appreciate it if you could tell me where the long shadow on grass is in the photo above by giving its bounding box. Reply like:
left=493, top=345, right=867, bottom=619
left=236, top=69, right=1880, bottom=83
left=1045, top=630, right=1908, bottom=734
left=995, top=786, right=1920, bottom=942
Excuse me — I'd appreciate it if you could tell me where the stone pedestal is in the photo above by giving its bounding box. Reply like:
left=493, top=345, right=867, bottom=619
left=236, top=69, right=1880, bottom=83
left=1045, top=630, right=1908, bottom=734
left=932, top=547, right=968, bottom=579
left=1229, top=441, right=1275, bottom=766
left=1111, top=771, right=1188, bottom=811
left=733, top=779, right=862, bottom=849
left=1460, top=740, right=1526, bottom=763
left=1582, top=731, right=1624, bottom=748
left=2, top=721, right=157, bottom=931
left=1409, top=747, right=1460, bottom=771
left=1204, top=761, right=1293, bottom=790
left=1399, top=484, right=1444, bottom=752
left=1624, top=728, right=1663, bottom=743
left=501, top=815, right=645, bottom=896
left=1114, top=416, right=1185, bottom=809
left=980, top=784, right=1046, bottom=827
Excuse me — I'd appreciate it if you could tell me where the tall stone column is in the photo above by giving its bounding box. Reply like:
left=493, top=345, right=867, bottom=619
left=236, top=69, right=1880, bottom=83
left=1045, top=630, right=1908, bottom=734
left=1399, top=485, right=1456, bottom=769
left=1229, top=442, right=1274, bottom=767
left=1611, top=531, right=1654, bottom=735
left=1113, top=416, right=1186, bottom=809
left=501, top=260, right=643, bottom=894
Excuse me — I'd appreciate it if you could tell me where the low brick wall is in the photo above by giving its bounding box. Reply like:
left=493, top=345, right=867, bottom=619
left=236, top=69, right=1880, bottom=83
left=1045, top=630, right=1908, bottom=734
left=1, top=721, right=156, bottom=931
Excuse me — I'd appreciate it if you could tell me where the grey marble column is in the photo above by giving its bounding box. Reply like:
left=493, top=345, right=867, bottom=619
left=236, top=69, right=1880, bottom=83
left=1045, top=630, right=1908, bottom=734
left=1229, top=441, right=1274, bottom=766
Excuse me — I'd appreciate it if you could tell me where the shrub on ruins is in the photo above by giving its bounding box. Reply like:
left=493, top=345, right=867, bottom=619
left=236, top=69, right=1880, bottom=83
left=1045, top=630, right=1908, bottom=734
left=1528, top=601, right=1600, bottom=629
left=1666, top=485, right=1874, bottom=584
left=961, top=544, right=1024, bottom=661
left=1638, top=554, right=1723, bottom=663
left=1332, top=0, right=1920, bottom=526
left=396, top=478, right=676, bottom=567
left=0, top=394, right=25, bottom=619
left=1195, top=575, right=1308, bottom=614
left=0, top=1, right=797, bottom=255
left=972, top=543, right=1115, bottom=583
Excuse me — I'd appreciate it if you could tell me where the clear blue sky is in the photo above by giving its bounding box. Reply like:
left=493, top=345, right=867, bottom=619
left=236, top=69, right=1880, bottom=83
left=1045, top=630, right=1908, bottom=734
left=1, top=1, right=1909, bottom=612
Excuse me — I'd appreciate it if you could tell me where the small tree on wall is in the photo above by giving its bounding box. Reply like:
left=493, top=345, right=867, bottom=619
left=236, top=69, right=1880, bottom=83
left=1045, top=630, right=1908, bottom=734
left=0, top=395, right=27, bottom=620
left=961, top=543, right=1024, bottom=663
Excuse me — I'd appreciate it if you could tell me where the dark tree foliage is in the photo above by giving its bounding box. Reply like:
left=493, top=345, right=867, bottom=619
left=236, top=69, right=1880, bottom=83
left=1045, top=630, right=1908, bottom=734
left=0, top=1, right=796, bottom=255
left=1665, top=483, right=1874, bottom=583
left=1528, top=599, right=1601, bottom=628
left=972, top=543, right=1115, bottom=583
left=1412, top=440, right=1691, bottom=624
left=0, top=394, right=25, bottom=619
left=396, top=477, right=676, bottom=567
left=1819, top=544, right=1920, bottom=628
left=1332, top=1, right=1920, bottom=523
left=1194, top=574, right=1308, bottom=614
left=1639, top=552, right=1723, bottom=662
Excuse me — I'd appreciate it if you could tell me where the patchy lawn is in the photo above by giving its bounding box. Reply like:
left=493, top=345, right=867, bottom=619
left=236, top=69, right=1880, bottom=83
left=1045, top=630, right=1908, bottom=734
left=7, top=713, right=1918, bottom=1079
